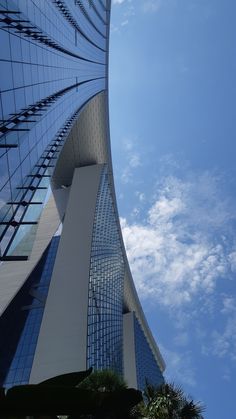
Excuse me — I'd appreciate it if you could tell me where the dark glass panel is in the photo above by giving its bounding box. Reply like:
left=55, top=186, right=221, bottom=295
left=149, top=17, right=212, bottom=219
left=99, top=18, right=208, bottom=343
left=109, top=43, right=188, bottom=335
left=0, top=236, right=60, bottom=386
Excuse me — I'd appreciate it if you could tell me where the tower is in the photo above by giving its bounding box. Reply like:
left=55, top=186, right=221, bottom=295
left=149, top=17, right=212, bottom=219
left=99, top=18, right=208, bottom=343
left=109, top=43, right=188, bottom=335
left=0, top=0, right=165, bottom=389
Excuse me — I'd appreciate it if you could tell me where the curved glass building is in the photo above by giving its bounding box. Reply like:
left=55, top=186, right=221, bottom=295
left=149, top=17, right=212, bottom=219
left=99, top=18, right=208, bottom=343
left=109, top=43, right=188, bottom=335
left=0, top=0, right=165, bottom=389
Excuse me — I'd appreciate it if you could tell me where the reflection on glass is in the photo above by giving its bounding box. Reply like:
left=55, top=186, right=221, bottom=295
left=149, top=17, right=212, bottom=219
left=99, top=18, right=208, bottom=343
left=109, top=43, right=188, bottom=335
left=0, top=0, right=107, bottom=258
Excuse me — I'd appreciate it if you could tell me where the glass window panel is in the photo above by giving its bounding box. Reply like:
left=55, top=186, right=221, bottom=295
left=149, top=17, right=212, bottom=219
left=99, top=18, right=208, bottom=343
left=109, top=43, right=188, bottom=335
left=5, top=370, right=16, bottom=383
left=25, top=87, right=34, bottom=106
left=31, top=188, right=47, bottom=203
left=14, top=91, right=26, bottom=112
left=0, top=236, right=60, bottom=386
left=6, top=224, right=38, bottom=257
left=7, top=146, right=21, bottom=176
left=9, top=35, right=22, bottom=62
left=20, top=38, right=31, bottom=61
left=87, top=166, right=124, bottom=375
left=0, top=153, right=9, bottom=188
left=1, top=90, right=15, bottom=118
left=38, top=177, right=50, bottom=188
left=12, top=63, right=24, bottom=89
left=21, top=156, right=31, bottom=181
left=0, top=224, right=14, bottom=255
left=29, top=148, right=38, bottom=167
left=23, top=203, right=42, bottom=222
left=23, top=64, right=32, bottom=85
left=0, top=29, right=11, bottom=60
left=10, top=167, right=23, bottom=194
left=0, top=184, right=11, bottom=218
left=19, top=136, right=30, bottom=161
left=0, top=61, right=13, bottom=92
left=29, top=43, right=38, bottom=64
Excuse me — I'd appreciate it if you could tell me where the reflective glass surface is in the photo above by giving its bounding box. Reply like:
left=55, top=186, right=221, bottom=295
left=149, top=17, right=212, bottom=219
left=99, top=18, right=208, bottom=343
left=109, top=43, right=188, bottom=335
left=0, top=235, right=60, bottom=387
left=87, top=165, right=124, bottom=375
left=0, top=0, right=164, bottom=393
left=134, top=315, right=164, bottom=390
left=0, top=0, right=108, bottom=259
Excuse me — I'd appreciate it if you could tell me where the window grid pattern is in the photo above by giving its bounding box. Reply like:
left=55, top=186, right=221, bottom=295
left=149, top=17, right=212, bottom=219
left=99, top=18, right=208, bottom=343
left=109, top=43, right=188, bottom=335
left=0, top=0, right=108, bottom=258
left=84, top=0, right=107, bottom=26
left=75, top=0, right=106, bottom=37
left=134, top=315, right=164, bottom=391
left=53, top=0, right=106, bottom=51
left=0, top=235, right=60, bottom=388
left=0, top=81, right=104, bottom=259
left=87, top=166, right=124, bottom=375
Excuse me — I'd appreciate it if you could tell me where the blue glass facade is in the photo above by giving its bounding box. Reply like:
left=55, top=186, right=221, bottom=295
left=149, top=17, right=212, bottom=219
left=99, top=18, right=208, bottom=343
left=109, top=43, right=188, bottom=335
left=134, top=315, right=164, bottom=390
left=0, top=0, right=165, bottom=389
left=0, top=235, right=60, bottom=387
left=87, top=166, right=124, bottom=375
left=0, top=0, right=108, bottom=259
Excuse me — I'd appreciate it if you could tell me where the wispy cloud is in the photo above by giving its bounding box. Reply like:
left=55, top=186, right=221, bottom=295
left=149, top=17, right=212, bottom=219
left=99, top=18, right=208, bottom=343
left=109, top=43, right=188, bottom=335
left=228, top=251, right=236, bottom=272
left=112, top=0, right=162, bottom=13
left=129, top=154, right=141, bottom=168
left=121, top=139, right=142, bottom=183
left=173, top=332, right=189, bottom=347
left=210, top=315, right=236, bottom=361
left=135, top=191, right=145, bottom=202
left=142, top=0, right=162, bottom=13
left=221, top=296, right=236, bottom=315
left=110, top=23, right=119, bottom=33
left=112, top=0, right=126, bottom=5
left=200, top=297, right=236, bottom=362
left=160, top=344, right=196, bottom=387
left=131, top=207, right=140, bottom=218
left=111, top=0, right=135, bottom=31
left=222, top=366, right=232, bottom=382
left=120, top=171, right=236, bottom=307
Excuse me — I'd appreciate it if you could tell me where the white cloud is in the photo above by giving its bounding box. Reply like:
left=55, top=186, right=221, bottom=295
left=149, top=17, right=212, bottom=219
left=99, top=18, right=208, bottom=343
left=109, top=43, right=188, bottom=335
left=111, top=0, right=135, bottom=31
left=135, top=191, right=145, bottom=202
left=142, top=0, right=162, bottom=13
left=174, top=332, right=189, bottom=347
left=160, top=344, right=196, bottom=387
left=121, top=139, right=141, bottom=183
left=222, top=366, right=231, bottom=382
left=112, top=0, right=126, bottom=4
left=123, top=139, right=134, bottom=152
left=228, top=251, right=236, bottom=272
left=210, top=314, right=236, bottom=361
left=129, top=153, right=140, bottom=168
left=113, top=0, right=162, bottom=13
left=123, top=4, right=135, bottom=17
left=131, top=207, right=140, bottom=218
left=120, top=173, right=235, bottom=308
left=200, top=297, right=236, bottom=362
left=221, top=296, right=236, bottom=315
left=110, top=23, right=119, bottom=33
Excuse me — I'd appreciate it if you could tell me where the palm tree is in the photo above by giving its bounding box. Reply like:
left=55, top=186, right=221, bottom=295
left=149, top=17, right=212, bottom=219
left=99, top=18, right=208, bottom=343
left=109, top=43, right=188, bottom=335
left=76, top=369, right=141, bottom=419
left=136, top=382, right=204, bottom=419
left=77, top=369, right=127, bottom=393
left=0, top=369, right=141, bottom=419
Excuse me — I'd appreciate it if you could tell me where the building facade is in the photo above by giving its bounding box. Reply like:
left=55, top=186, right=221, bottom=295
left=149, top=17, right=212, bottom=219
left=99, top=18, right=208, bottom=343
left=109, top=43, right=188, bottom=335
left=0, top=0, right=165, bottom=389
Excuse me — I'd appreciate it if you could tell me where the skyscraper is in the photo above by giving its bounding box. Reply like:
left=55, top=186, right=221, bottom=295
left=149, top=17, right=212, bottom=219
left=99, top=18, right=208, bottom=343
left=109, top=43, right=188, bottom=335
left=0, top=0, right=165, bottom=390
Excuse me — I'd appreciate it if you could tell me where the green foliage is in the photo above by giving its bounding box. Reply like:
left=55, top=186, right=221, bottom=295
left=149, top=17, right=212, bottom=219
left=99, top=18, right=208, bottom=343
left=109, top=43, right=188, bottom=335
left=0, top=370, right=141, bottom=418
left=77, top=369, right=127, bottom=393
left=1, top=372, right=204, bottom=419
left=136, top=382, right=204, bottom=419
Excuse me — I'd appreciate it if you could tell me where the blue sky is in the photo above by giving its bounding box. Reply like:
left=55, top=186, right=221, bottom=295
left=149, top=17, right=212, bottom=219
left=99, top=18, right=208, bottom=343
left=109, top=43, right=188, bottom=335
left=109, top=1, right=236, bottom=418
